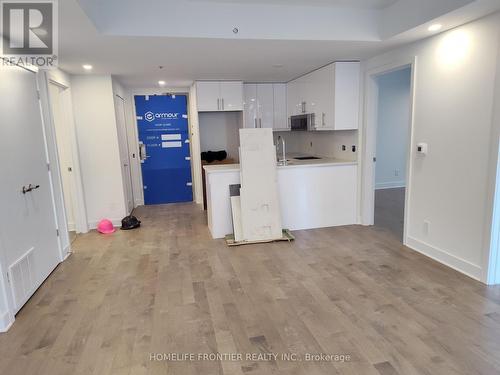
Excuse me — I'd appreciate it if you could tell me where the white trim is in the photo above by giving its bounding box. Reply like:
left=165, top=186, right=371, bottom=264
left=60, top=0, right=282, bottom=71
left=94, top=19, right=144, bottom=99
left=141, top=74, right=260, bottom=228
left=406, top=236, right=482, bottom=281
left=375, top=181, right=406, bottom=190
left=0, top=310, right=14, bottom=333
left=360, top=56, right=417, bottom=248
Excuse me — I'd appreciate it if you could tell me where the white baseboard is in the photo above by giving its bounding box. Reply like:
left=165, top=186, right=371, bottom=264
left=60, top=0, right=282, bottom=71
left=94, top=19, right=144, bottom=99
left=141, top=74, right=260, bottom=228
left=0, top=310, right=14, bottom=333
left=406, top=236, right=482, bottom=281
left=88, top=218, right=123, bottom=230
left=375, top=181, right=406, bottom=190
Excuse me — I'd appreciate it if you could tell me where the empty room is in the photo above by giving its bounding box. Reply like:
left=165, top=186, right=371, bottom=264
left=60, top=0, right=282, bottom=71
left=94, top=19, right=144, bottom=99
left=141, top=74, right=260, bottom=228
left=2, top=0, right=500, bottom=374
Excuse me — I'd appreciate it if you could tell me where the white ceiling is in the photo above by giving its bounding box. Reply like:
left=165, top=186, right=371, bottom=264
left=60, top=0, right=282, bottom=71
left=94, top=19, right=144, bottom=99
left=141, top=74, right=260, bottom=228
left=188, top=0, right=399, bottom=9
left=59, top=0, right=500, bottom=88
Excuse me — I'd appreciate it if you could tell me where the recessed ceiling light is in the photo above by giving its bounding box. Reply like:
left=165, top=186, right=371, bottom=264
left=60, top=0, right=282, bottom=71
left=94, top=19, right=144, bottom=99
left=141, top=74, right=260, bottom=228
left=272, top=64, right=284, bottom=68
left=158, top=80, right=166, bottom=86
left=82, top=64, right=92, bottom=70
left=428, top=24, right=442, bottom=32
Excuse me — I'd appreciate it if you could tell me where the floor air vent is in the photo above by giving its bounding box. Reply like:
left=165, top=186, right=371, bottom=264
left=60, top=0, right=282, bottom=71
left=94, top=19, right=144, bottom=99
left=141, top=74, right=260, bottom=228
left=8, top=247, right=35, bottom=312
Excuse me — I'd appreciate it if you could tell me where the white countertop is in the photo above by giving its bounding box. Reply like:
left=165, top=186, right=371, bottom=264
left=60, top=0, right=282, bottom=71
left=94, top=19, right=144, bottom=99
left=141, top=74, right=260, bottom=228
left=203, top=155, right=357, bottom=173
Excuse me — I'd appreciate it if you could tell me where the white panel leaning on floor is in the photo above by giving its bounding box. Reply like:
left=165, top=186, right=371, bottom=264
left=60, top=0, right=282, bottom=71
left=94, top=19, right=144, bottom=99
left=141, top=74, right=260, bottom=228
left=238, top=128, right=283, bottom=241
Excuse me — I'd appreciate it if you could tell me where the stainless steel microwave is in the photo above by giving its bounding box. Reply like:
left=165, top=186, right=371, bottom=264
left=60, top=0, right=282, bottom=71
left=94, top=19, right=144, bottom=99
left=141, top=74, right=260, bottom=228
left=290, top=113, right=315, bottom=131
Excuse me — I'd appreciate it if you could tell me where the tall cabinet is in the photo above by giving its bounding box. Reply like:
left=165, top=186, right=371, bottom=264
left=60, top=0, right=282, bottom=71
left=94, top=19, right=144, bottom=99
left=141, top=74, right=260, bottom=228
left=243, top=83, right=288, bottom=131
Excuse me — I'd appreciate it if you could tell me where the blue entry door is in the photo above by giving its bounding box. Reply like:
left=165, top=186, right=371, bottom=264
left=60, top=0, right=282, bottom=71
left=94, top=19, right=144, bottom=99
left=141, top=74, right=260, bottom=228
left=134, top=94, right=193, bottom=205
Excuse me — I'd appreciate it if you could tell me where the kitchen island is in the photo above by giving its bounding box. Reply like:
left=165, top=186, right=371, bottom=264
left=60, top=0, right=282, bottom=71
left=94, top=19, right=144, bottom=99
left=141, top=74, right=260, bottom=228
left=203, top=157, right=358, bottom=239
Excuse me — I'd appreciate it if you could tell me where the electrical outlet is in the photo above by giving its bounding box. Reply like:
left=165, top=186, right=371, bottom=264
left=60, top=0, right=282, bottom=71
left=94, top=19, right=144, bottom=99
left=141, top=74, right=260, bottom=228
left=351, top=145, right=356, bottom=153
left=423, top=220, right=430, bottom=235
left=342, top=145, right=346, bottom=151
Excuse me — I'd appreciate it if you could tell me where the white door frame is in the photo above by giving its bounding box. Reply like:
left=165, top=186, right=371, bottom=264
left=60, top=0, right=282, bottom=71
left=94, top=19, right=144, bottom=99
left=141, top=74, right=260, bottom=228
left=44, top=73, right=88, bottom=235
left=115, top=93, right=135, bottom=214
left=359, top=56, right=417, bottom=246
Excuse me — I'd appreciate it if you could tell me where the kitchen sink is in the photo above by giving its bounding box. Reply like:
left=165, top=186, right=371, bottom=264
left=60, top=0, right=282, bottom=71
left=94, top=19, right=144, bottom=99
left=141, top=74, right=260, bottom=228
left=293, top=156, right=321, bottom=160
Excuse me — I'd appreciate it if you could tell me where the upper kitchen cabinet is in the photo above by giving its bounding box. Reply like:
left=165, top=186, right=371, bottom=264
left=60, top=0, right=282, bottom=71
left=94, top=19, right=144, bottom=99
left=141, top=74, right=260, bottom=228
left=243, top=83, right=288, bottom=131
left=196, top=81, right=243, bottom=112
left=332, top=62, right=360, bottom=131
left=286, top=61, right=360, bottom=131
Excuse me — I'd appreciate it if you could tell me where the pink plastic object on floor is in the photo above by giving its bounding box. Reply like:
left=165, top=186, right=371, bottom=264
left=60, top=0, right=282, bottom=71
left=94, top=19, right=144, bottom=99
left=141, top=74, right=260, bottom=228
left=97, top=219, right=115, bottom=234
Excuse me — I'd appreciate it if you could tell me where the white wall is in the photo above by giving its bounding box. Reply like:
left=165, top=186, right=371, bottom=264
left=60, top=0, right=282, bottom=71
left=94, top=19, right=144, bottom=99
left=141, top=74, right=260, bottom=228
left=363, top=11, right=500, bottom=281
left=375, top=68, right=411, bottom=189
left=70, top=75, right=126, bottom=228
left=199, top=112, right=242, bottom=161
left=273, top=130, right=358, bottom=161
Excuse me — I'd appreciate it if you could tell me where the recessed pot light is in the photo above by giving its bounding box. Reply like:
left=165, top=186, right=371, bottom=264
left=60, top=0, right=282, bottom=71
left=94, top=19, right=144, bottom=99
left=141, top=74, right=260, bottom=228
left=82, top=64, right=92, bottom=70
left=428, top=24, right=442, bottom=32
left=158, top=80, right=166, bottom=86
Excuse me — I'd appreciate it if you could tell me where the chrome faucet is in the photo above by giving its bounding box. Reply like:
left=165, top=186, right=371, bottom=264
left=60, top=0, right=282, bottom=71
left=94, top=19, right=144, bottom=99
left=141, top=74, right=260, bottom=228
left=277, top=135, right=287, bottom=165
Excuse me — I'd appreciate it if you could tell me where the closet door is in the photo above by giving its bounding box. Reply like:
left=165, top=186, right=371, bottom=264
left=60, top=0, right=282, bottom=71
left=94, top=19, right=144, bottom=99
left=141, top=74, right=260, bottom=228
left=0, top=65, right=61, bottom=313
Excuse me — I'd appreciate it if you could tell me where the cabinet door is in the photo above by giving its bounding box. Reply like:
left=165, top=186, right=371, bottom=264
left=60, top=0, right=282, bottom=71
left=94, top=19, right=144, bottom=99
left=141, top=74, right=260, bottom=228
left=273, top=84, right=288, bottom=130
left=312, top=64, right=335, bottom=129
left=243, top=84, right=257, bottom=128
left=196, top=81, right=220, bottom=112
left=220, top=81, right=243, bottom=111
left=257, top=84, right=274, bottom=128
left=333, top=62, right=360, bottom=130
left=287, top=80, right=301, bottom=117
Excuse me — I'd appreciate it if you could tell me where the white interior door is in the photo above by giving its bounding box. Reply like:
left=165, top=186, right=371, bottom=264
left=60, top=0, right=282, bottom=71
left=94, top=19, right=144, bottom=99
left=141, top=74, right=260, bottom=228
left=115, top=95, right=134, bottom=214
left=0, top=65, right=61, bottom=313
left=49, top=83, right=76, bottom=231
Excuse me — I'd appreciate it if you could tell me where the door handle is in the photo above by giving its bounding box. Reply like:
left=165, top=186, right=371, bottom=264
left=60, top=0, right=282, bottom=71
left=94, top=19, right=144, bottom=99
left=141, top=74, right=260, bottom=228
left=22, top=184, right=40, bottom=194
left=139, top=142, right=149, bottom=162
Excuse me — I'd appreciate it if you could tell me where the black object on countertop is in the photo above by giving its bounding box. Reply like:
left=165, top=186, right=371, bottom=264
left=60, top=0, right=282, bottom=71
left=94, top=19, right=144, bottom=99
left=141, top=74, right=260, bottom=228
left=201, top=150, right=227, bottom=163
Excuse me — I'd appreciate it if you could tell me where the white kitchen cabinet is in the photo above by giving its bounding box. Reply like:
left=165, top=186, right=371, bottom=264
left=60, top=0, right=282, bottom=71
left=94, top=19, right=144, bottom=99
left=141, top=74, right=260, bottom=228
left=220, top=81, right=243, bottom=111
left=243, top=83, right=288, bottom=130
left=196, top=81, right=243, bottom=112
left=257, top=84, right=274, bottom=129
left=273, top=84, right=288, bottom=130
left=332, top=62, right=360, bottom=131
left=285, top=62, right=360, bottom=131
left=243, top=84, right=257, bottom=128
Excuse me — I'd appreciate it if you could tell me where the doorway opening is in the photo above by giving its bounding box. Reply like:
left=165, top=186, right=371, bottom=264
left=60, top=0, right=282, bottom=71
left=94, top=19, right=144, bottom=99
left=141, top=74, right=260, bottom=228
left=373, top=67, right=412, bottom=241
left=48, top=82, right=82, bottom=244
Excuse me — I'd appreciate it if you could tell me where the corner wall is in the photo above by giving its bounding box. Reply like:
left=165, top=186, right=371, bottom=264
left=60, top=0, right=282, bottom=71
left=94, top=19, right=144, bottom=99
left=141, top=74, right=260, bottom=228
left=70, top=75, right=126, bottom=228
left=363, top=12, right=500, bottom=281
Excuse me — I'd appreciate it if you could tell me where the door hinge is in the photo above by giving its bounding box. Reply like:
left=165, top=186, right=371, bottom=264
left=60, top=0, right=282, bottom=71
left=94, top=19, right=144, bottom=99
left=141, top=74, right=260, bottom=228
left=56, top=229, right=59, bottom=237
left=47, top=163, right=50, bottom=171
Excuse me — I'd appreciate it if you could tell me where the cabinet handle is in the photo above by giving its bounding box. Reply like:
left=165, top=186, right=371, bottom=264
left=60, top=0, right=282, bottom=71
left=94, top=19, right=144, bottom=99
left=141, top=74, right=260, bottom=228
left=254, top=118, right=257, bottom=128
left=217, top=98, right=220, bottom=110
left=222, top=98, right=224, bottom=110
left=259, top=118, right=262, bottom=128
left=322, top=112, right=326, bottom=127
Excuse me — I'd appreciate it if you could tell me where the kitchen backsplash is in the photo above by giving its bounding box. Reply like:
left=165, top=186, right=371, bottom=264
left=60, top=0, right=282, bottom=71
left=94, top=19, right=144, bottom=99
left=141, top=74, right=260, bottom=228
left=273, top=130, right=358, bottom=161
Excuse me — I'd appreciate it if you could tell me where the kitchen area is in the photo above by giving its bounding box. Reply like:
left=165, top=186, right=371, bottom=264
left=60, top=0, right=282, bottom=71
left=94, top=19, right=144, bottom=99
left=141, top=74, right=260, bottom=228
left=195, top=62, right=360, bottom=239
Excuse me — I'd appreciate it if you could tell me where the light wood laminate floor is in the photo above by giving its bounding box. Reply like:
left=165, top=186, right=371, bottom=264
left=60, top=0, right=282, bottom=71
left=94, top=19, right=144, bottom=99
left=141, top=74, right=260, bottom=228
left=1, top=203, right=500, bottom=375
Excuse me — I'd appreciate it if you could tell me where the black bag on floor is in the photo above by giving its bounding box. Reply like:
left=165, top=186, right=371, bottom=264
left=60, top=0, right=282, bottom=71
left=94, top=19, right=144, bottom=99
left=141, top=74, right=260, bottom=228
left=121, top=215, right=141, bottom=230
